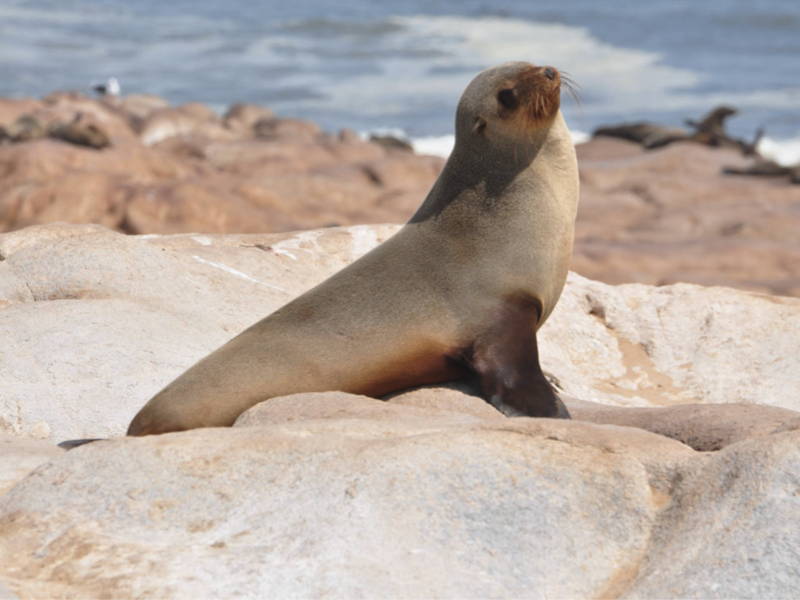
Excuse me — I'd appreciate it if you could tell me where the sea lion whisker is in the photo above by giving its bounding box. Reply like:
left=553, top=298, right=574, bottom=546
left=561, top=76, right=582, bottom=108
left=555, top=72, right=583, bottom=120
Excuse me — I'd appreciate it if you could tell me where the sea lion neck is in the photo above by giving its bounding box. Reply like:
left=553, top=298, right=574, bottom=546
left=408, top=114, right=564, bottom=224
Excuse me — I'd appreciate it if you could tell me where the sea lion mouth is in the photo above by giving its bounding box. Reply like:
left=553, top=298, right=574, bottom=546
left=498, top=65, right=564, bottom=126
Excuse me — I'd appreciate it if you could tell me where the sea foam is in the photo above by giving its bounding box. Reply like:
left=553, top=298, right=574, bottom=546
left=758, top=136, right=800, bottom=167
left=408, top=130, right=590, bottom=158
left=409, top=132, right=800, bottom=165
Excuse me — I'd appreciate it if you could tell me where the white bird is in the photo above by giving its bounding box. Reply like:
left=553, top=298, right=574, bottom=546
left=92, top=77, right=121, bottom=97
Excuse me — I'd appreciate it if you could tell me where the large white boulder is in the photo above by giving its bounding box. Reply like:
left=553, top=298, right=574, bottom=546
left=1, top=223, right=798, bottom=441
left=1, top=223, right=799, bottom=598
left=0, top=412, right=693, bottom=599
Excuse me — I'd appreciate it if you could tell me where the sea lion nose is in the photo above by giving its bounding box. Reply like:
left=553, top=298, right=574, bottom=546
left=543, top=67, right=557, bottom=80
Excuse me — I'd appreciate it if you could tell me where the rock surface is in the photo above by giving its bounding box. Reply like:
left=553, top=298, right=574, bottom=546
left=0, top=416, right=692, bottom=599
left=0, top=95, right=442, bottom=236
left=568, top=399, right=800, bottom=451
left=0, top=435, right=63, bottom=496
left=2, top=396, right=799, bottom=598
left=575, top=137, right=800, bottom=296
left=2, top=223, right=800, bottom=598
left=2, top=94, right=800, bottom=297
left=2, top=223, right=799, bottom=442
left=623, top=429, right=800, bottom=599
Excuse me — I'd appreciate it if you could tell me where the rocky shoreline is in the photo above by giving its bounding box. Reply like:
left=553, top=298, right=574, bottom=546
left=0, top=92, right=444, bottom=236
left=1, top=92, right=800, bottom=597
left=1, top=92, right=799, bottom=297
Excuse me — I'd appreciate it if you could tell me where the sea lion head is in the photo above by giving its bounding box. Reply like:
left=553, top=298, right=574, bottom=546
left=454, top=62, right=563, bottom=153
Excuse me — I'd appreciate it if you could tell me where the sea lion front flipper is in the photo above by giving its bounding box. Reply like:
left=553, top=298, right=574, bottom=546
left=471, top=297, right=570, bottom=419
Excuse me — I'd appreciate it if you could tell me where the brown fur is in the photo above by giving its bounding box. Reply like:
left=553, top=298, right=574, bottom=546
left=516, top=66, right=563, bottom=126
left=127, top=62, right=579, bottom=436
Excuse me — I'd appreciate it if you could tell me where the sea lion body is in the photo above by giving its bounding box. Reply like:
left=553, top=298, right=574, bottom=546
left=128, top=62, right=579, bottom=436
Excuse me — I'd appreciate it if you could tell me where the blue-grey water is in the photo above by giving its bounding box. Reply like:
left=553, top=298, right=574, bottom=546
left=1, top=0, right=799, bottom=159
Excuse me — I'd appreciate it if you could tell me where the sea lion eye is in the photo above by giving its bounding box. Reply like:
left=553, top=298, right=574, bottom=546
left=497, top=88, right=518, bottom=110
left=544, top=67, right=556, bottom=80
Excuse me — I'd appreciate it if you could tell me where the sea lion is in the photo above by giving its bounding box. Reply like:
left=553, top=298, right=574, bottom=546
left=49, top=113, right=111, bottom=149
left=593, top=122, right=689, bottom=149
left=127, top=61, right=580, bottom=436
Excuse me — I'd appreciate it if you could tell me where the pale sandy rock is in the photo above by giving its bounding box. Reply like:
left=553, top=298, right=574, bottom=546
left=2, top=223, right=800, bottom=441
left=0, top=223, right=399, bottom=440
left=567, top=397, right=800, bottom=450
left=387, top=384, right=506, bottom=420
left=0, top=297, right=232, bottom=439
left=541, top=272, right=800, bottom=410
left=0, top=222, right=111, bottom=257
left=1, top=222, right=798, bottom=598
left=622, top=430, right=800, bottom=599
left=0, top=434, right=63, bottom=496
left=1, top=223, right=280, bottom=316
left=0, top=263, right=32, bottom=305
left=384, top=390, right=701, bottom=494
left=0, top=581, right=17, bottom=600
left=508, top=418, right=695, bottom=498
left=0, top=418, right=692, bottom=599
left=234, top=390, right=502, bottom=427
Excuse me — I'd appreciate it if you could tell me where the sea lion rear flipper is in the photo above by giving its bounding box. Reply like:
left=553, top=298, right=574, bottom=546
left=471, top=297, right=570, bottom=419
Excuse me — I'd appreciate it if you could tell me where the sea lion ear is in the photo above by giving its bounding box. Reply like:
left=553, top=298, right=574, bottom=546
left=472, top=116, right=487, bottom=135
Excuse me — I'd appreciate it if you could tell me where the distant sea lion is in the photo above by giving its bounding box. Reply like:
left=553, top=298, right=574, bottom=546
left=49, top=113, right=111, bottom=149
left=593, top=122, right=689, bottom=149
left=127, top=61, right=580, bottom=436
left=6, top=115, right=46, bottom=143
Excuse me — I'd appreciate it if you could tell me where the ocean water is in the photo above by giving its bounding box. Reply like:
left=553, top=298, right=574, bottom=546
left=1, top=0, right=799, bottom=163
